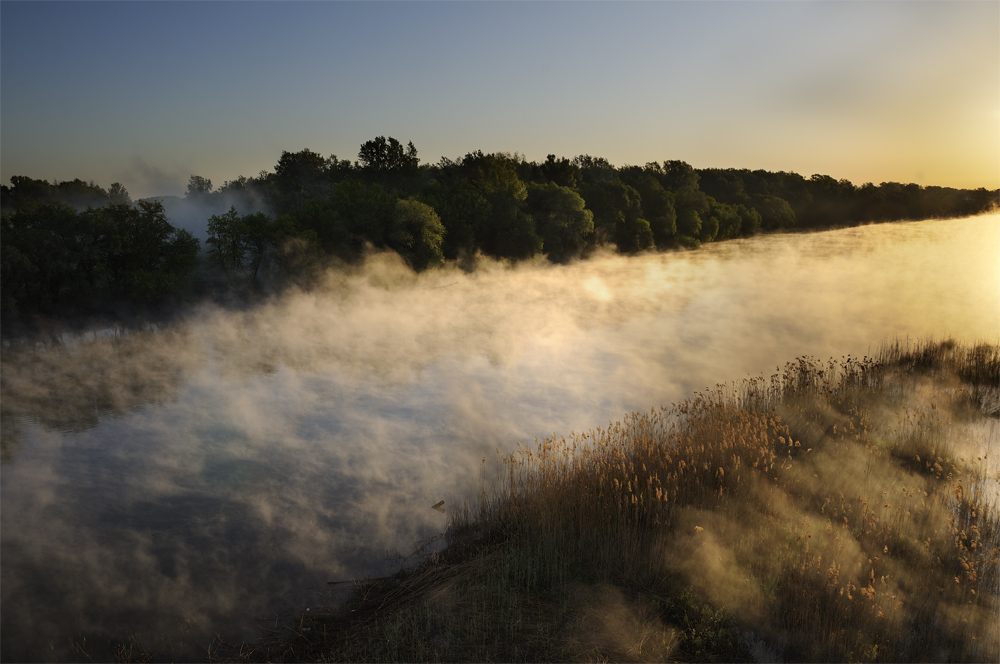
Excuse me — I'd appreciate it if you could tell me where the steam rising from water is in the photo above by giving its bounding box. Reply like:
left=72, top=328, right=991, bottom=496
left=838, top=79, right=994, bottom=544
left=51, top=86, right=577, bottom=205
left=1, top=215, right=998, bottom=660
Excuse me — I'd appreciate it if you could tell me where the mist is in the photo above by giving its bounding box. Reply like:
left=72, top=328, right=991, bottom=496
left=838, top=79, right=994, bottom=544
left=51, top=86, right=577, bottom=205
left=1, top=214, right=998, bottom=661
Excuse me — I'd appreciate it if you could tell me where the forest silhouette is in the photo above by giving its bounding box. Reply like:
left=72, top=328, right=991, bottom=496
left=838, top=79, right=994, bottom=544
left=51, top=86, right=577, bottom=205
left=2, top=137, right=997, bottom=328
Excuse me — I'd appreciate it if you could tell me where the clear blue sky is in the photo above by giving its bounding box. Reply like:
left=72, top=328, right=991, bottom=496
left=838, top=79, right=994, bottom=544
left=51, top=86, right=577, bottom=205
left=2, top=1, right=997, bottom=198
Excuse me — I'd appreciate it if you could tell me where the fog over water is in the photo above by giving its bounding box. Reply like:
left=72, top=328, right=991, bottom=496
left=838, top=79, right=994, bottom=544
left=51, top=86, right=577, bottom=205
left=1, top=214, right=998, bottom=661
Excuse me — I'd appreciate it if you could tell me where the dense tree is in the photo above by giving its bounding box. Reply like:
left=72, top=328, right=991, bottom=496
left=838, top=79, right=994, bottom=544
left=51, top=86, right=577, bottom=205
left=186, top=175, right=213, bottom=199
left=800, top=174, right=857, bottom=227
left=735, top=204, right=762, bottom=236
left=3, top=143, right=997, bottom=326
left=461, top=151, right=542, bottom=260
left=292, top=198, right=347, bottom=255
left=525, top=182, right=594, bottom=262
left=675, top=208, right=702, bottom=241
left=388, top=198, right=446, bottom=271
left=1, top=176, right=111, bottom=211
left=272, top=149, right=333, bottom=214
left=579, top=179, right=652, bottom=253
left=419, top=180, right=490, bottom=259
left=218, top=174, right=275, bottom=211
left=108, top=182, right=131, bottom=205
left=698, top=169, right=749, bottom=205
left=329, top=180, right=397, bottom=252
left=708, top=199, right=742, bottom=240
left=536, top=154, right=581, bottom=189
left=2, top=197, right=201, bottom=317
left=752, top=194, right=796, bottom=230
left=672, top=185, right=711, bottom=243
left=630, top=173, right=677, bottom=246
left=760, top=171, right=812, bottom=220
left=206, top=206, right=278, bottom=283
left=88, top=201, right=200, bottom=304
left=571, top=155, right=617, bottom=184
left=655, top=160, right=701, bottom=192
left=357, top=136, right=419, bottom=189
left=1, top=203, right=89, bottom=314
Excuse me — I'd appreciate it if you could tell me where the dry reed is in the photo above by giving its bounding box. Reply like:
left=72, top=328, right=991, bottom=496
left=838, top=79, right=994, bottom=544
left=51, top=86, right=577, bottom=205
left=220, top=339, right=999, bottom=663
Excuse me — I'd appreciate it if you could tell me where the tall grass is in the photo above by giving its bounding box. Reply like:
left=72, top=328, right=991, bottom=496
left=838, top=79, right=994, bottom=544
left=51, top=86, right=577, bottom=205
left=222, top=339, right=999, bottom=663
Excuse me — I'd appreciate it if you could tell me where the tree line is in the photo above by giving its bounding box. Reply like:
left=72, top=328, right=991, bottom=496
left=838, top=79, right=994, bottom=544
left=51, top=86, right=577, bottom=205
left=3, top=137, right=997, bottom=324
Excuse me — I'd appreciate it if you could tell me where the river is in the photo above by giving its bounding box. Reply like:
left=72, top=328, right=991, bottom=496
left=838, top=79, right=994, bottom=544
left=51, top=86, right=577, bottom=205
left=1, top=214, right=998, bottom=661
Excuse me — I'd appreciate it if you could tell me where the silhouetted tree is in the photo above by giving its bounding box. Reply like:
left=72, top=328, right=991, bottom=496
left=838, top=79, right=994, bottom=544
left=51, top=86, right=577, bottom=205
left=752, top=194, right=796, bottom=230
left=572, top=154, right=616, bottom=184
left=419, top=180, right=490, bottom=259
left=358, top=136, right=420, bottom=191
left=329, top=180, right=397, bottom=253
left=708, top=199, right=741, bottom=240
left=735, top=204, right=762, bottom=236
left=462, top=151, right=541, bottom=259
left=1, top=176, right=109, bottom=211
left=537, top=154, right=581, bottom=189
left=272, top=149, right=332, bottom=214
left=89, top=201, right=199, bottom=304
left=526, top=182, right=594, bottom=262
left=107, top=182, right=131, bottom=205
left=388, top=198, right=446, bottom=270
left=1, top=203, right=89, bottom=313
left=631, top=173, right=677, bottom=246
left=186, top=175, right=213, bottom=199
left=656, top=160, right=700, bottom=191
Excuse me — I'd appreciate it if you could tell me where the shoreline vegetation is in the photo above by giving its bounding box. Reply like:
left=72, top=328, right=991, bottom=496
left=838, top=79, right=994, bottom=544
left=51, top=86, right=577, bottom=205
left=2, top=138, right=998, bottom=337
left=194, top=339, right=999, bottom=663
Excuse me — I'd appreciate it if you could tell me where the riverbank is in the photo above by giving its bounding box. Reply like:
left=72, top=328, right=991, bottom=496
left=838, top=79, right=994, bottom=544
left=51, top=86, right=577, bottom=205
left=207, top=339, right=999, bottom=662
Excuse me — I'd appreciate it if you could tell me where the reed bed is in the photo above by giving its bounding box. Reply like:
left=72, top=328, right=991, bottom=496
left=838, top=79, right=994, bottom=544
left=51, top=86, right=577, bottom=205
left=217, top=339, right=999, bottom=663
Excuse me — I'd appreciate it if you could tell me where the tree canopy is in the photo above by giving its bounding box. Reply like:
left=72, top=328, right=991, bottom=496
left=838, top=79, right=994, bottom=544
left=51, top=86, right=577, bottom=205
left=3, top=135, right=996, bottom=326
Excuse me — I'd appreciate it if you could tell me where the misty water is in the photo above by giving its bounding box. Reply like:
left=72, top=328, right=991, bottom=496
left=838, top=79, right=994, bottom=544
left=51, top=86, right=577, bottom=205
left=2, top=215, right=998, bottom=661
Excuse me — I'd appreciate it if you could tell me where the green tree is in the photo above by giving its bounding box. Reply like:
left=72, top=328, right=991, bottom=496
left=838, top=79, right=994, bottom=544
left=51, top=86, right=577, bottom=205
left=632, top=174, right=677, bottom=247
left=357, top=136, right=420, bottom=188
left=751, top=194, right=796, bottom=230
left=206, top=207, right=246, bottom=276
left=107, top=182, right=131, bottom=205
left=462, top=151, right=542, bottom=259
left=571, top=155, right=616, bottom=183
left=676, top=209, right=702, bottom=241
left=186, top=175, right=213, bottom=199
left=579, top=179, right=652, bottom=252
left=273, top=149, right=332, bottom=214
left=537, top=154, right=580, bottom=188
left=388, top=198, right=446, bottom=271
left=673, top=186, right=711, bottom=244
left=90, top=201, right=199, bottom=304
left=419, top=180, right=490, bottom=259
left=293, top=198, right=348, bottom=255
left=0, top=203, right=90, bottom=314
left=526, top=182, right=594, bottom=262
left=329, top=180, right=398, bottom=252
left=239, top=211, right=277, bottom=281
left=707, top=199, right=741, bottom=240
left=655, top=160, right=700, bottom=191
left=1, top=176, right=109, bottom=211
left=206, top=206, right=279, bottom=282
left=697, top=169, right=749, bottom=205
left=735, top=204, right=762, bottom=236
left=270, top=214, right=324, bottom=283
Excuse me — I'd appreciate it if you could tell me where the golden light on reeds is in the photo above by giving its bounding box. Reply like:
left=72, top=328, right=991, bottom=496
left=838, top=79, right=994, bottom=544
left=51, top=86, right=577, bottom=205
left=443, top=339, right=1000, bottom=661
left=318, top=340, right=998, bottom=662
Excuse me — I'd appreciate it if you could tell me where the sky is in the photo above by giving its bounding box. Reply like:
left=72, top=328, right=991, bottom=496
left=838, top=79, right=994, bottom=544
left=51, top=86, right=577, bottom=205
left=1, top=1, right=998, bottom=199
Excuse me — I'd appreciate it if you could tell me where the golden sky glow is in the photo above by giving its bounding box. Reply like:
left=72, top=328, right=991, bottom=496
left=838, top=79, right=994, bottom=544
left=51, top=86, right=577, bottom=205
left=2, top=2, right=997, bottom=197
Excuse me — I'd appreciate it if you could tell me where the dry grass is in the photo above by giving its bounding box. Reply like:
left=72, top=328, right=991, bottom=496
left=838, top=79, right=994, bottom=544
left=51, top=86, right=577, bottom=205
left=217, top=339, right=999, bottom=663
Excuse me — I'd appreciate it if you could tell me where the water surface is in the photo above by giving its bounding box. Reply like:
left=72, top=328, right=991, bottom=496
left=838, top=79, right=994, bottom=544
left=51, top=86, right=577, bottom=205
left=2, top=215, right=998, bottom=661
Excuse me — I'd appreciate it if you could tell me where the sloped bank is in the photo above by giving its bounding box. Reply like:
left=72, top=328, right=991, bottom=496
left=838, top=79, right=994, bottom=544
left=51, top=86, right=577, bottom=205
left=212, top=339, right=999, bottom=663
